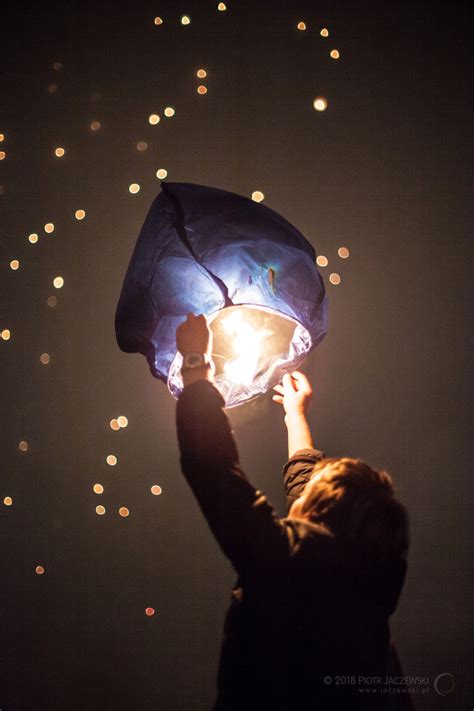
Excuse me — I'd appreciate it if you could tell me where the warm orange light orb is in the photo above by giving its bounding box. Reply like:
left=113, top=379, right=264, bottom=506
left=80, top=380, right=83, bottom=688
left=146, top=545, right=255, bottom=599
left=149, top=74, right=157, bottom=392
left=54, top=147, right=65, bottom=157
left=75, top=209, right=86, bottom=220
left=93, top=483, right=104, bottom=494
left=3, top=497, right=13, bottom=506
left=0, top=133, right=4, bottom=142
left=19, top=440, right=28, bottom=451
left=110, top=419, right=120, bottom=431
left=218, top=2, right=227, bottom=10
left=53, top=276, right=64, bottom=289
left=154, top=16, right=163, bottom=25
left=329, top=273, right=341, bottom=285
left=196, top=68, right=207, bottom=78
left=35, top=565, right=45, bottom=575
left=313, top=97, right=328, bottom=111
left=95, top=505, right=106, bottom=515
left=316, top=255, right=328, bottom=267
left=145, top=607, right=155, bottom=617
left=0, top=152, right=6, bottom=161
left=40, top=353, right=50, bottom=365
left=156, top=168, right=168, bottom=180
left=137, top=141, right=148, bottom=152
left=106, top=455, right=117, bottom=466
left=44, top=223, right=55, bottom=234
left=129, top=183, right=140, bottom=194
left=90, top=121, right=101, bottom=131
left=338, top=246, right=350, bottom=259
left=117, top=416, right=128, bottom=428
left=118, top=507, right=130, bottom=517
left=251, top=191, right=264, bottom=202
left=151, top=485, right=162, bottom=496
left=10, top=259, right=20, bottom=270
left=320, top=28, right=329, bottom=37
left=164, top=107, right=175, bottom=117
left=181, top=15, right=191, bottom=25
left=148, top=114, right=160, bottom=125
left=47, top=296, right=58, bottom=307
left=28, top=233, right=39, bottom=243
left=197, top=85, right=207, bottom=94
left=1, top=329, right=11, bottom=341
left=297, top=22, right=306, bottom=31
left=330, top=49, right=340, bottom=59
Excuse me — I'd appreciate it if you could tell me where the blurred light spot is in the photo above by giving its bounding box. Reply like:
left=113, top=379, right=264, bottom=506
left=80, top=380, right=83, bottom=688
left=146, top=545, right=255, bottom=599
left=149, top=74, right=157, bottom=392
left=29, top=233, right=39, bottom=243
left=148, top=114, right=160, bottom=125
left=44, top=223, right=55, bottom=233
left=164, top=107, right=175, bottom=117
left=156, top=168, right=168, bottom=180
left=106, top=455, right=117, bottom=466
left=297, top=21, right=306, bottom=31
left=52, top=61, right=63, bottom=71
left=251, top=191, right=264, bottom=202
left=330, top=49, right=340, bottom=59
left=0, top=186, right=4, bottom=195
left=54, top=147, right=65, bottom=157
left=0, top=133, right=4, bottom=142
left=181, top=15, right=191, bottom=25
left=338, top=246, right=350, bottom=259
left=53, top=276, right=64, bottom=289
left=10, top=259, right=20, bottom=270
left=145, top=607, right=155, bottom=616
left=35, top=565, right=45, bottom=575
left=313, top=97, right=328, bottom=111
left=197, top=85, right=207, bottom=95
left=95, top=505, right=106, bottom=515
left=196, top=68, right=207, bottom=78
left=3, top=497, right=13, bottom=506
left=117, top=416, right=128, bottom=428
left=19, top=440, right=28, bottom=451
left=129, top=183, right=140, bottom=194
left=154, top=16, right=163, bottom=25
left=316, top=255, right=328, bottom=267
left=329, top=272, right=341, bottom=285
left=47, top=295, right=58, bottom=307
left=48, top=83, right=58, bottom=94
left=320, top=28, right=329, bottom=37
left=0, top=152, right=6, bottom=161
left=1, top=329, right=11, bottom=341
left=90, top=121, right=101, bottom=131
left=110, top=419, right=120, bottom=431
left=93, top=483, right=104, bottom=494
left=75, top=209, right=86, bottom=220
left=40, top=353, right=50, bottom=365
left=118, top=507, right=130, bottom=517
left=137, top=141, right=148, bottom=151
left=218, top=2, right=227, bottom=10
left=151, top=485, right=162, bottom=496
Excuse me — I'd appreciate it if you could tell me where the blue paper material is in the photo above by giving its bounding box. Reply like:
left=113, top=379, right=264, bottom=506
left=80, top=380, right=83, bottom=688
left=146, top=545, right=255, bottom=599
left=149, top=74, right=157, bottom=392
left=115, top=182, right=328, bottom=401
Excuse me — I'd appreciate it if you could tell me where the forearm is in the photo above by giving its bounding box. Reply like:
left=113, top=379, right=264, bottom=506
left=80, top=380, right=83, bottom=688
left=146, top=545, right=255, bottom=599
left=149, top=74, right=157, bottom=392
left=285, top=412, right=314, bottom=458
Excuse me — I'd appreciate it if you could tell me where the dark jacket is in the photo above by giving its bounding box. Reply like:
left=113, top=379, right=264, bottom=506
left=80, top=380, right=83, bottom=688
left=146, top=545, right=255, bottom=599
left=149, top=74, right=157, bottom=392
left=176, top=380, right=409, bottom=711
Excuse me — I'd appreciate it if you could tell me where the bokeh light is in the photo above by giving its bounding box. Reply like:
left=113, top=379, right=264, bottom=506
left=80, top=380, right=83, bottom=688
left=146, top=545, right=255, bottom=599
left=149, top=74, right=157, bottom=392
left=320, top=28, right=329, bottom=37
left=117, top=416, right=128, bottom=428
left=95, top=505, right=106, bottom=515
left=137, top=141, right=148, bottom=152
left=197, top=85, right=207, bottom=94
left=35, top=565, right=45, bottom=575
left=156, top=168, right=168, bottom=180
left=52, top=61, right=62, bottom=71
left=93, top=484, right=104, bottom=494
left=196, top=68, right=207, bottom=78
left=106, top=455, right=117, bottom=466
left=151, top=485, right=162, bottom=496
left=118, top=507, right=130, bottom=517
left=0, top=133, right=4, bottom=142
left=3, top=497, right=13, bottom=506
left=153, top=16, right=163, bottom=25
left=164, top=107, right=175, bottom=118
left=1, top=330, right=11, bottom=341
left=54, top=147, right=65, bottom=157
left=329, top=272, right=341, bottom=285
left=0, top=152, right=6, bottom=161
left=148, top=114, right=160, bottom=125
left=313, top=97, right=328, bottom=112
left=316, top=255, right=328, bottom=267
left=48, top=83, right=58, bottom=94
left=181, top=15, right=191, bottom=25
left=75, top=209, right=86, bottom=220
left=44, top=223, right=55, bottom=233
left=47, top=296, right=58, bottom=307
left=53, top=276, right=64, bottom=289
left=10, top=259, right=20, bottom=270
left=330, top=49, right=340, bottom=59
left=110, top=419, right=120, bottom=431
left=90, top=121, right=101, bottom=131
left=129, top=183, right=140, bottom=194
left=28, top=233, right=39, bottom=243
left=40, top=353, right=51, bottom=365
left=297, top=22, right=306, bottom=31
left=251, top=191, right=265, bottom=202
left=218, top=2, right=227, bottom=10
left=338, top=246, right=350, bottom=258
left=19, top=440, right=28, bottom=451
left=145, top=607, right=155, bottom=617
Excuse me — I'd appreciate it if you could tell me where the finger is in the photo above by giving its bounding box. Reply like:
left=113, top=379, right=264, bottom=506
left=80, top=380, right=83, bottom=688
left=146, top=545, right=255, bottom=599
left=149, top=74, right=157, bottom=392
left=282, top=372, right=296, bottom=394
left=272, top=395, right=284, bottom=404
left=273, top=384, right=284, bottom=395
left=291, top=371, right=312, bottom=393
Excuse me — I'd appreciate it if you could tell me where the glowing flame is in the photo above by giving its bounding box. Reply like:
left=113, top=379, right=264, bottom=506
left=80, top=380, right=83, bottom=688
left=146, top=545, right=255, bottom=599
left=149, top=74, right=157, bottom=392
left=221, top=311, right=268, bottom=386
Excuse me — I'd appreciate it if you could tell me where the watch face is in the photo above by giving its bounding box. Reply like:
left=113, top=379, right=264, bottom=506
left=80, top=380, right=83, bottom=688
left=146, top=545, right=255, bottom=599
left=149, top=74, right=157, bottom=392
left=184, top=353, right=205, bottom=368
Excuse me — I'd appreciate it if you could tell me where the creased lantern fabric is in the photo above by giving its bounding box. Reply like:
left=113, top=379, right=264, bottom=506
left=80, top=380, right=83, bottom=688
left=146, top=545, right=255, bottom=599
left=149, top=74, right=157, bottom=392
left=115, top=182, right=328, bottom=405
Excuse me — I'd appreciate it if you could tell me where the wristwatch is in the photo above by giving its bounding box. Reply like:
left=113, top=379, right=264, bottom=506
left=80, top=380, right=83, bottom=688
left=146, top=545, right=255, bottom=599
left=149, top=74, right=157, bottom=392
left=182, top=352, right=211, bottom=370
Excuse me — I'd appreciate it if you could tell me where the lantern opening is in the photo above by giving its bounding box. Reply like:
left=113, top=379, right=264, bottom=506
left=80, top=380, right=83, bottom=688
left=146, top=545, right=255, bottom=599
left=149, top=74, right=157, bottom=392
left=168, top=304, right=311, bottom=408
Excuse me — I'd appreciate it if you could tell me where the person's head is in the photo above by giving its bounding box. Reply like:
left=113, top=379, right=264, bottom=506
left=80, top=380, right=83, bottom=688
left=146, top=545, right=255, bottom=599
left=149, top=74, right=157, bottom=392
left=289, top=457, right=409, bottom=561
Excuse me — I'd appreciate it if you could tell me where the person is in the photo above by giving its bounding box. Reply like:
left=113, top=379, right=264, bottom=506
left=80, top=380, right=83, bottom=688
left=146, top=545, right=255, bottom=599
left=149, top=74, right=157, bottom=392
left=176, top=313, right=411, bottom=710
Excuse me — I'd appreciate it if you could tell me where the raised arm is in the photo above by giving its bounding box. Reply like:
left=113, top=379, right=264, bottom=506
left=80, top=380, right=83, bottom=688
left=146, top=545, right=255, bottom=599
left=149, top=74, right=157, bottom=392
left=175, top=314, right=288, bottom=574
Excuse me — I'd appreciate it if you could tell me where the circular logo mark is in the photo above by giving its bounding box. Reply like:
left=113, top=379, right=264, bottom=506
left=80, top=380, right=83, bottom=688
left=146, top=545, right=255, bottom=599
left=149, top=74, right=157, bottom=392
left=323, top=676, right=333, bottom=685
left=434, top=673, right=455, bottom=696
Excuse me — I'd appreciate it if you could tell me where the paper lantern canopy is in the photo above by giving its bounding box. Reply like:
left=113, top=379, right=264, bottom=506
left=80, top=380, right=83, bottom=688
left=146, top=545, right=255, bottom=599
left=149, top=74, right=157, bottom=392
left=115, top=182, right=328, bottom=407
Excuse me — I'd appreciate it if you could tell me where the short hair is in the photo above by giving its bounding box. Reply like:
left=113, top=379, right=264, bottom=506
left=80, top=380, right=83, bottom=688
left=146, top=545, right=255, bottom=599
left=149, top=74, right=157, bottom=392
left=300, top=457, right=409, bottom=561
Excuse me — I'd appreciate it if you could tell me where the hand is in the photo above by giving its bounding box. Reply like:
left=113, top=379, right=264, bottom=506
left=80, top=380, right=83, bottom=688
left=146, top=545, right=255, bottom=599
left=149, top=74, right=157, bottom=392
left=176, top=313, right=212, bottom=357
left=272, top=371, right=312, bottom=419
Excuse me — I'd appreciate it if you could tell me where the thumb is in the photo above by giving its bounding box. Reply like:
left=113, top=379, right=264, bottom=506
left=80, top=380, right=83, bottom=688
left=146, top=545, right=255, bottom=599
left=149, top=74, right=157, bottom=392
left=282, top=373, right=296, bottom=395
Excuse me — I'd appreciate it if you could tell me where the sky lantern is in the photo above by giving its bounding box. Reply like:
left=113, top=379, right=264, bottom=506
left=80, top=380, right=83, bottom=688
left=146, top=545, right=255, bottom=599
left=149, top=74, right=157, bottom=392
left=115, top=182, right=327, bottom=407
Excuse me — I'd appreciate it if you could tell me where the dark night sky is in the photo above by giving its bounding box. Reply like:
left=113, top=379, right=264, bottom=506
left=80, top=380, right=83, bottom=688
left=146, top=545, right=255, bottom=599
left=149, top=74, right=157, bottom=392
left=0, top=1, right=472, bottom=709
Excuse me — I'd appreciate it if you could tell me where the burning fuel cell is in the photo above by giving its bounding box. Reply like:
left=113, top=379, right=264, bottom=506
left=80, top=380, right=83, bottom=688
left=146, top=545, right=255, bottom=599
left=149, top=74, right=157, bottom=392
left=115, top=182, right=327, bottom=407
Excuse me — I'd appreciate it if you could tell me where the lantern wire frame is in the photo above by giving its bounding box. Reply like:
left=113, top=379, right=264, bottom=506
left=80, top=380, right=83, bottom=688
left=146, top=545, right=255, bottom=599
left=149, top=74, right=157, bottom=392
left=168, top=304, right=311, bottom=408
